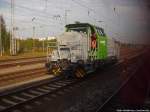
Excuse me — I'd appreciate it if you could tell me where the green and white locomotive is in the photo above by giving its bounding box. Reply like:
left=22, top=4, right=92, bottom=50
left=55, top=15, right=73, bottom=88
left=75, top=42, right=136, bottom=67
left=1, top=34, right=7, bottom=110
left=45, top=23, right=120, bottom=78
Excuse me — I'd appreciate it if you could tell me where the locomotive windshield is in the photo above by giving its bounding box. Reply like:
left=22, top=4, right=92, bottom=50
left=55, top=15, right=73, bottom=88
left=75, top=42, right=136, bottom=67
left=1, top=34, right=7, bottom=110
left=66, top=23, right=95, bottom=35
left=59, top=47, right=71, bottom=60
left=67, top=27, right=88, bottom=34
left=96, top=27, right=106, bottom=36
left=51, top=47, right=71, bottom=61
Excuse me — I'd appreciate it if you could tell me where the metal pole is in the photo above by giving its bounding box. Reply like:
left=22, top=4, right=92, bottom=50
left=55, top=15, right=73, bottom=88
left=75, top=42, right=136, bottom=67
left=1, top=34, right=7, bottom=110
left=10, top=0, right=13, bottom=55
left=65, top=10, right=67, bottom=25
left=13, top=1, right=16, bottom=55
left=44, top=0, right=48, bottom=12
left=10, top=0, right=15, bottom=55
left=32, top=17, right=35, bottom=52
left=14, top=28, right=16, bottom=55
left=0, top=16, right=2, bottom=56
left=65, top=10, right=70, bottom=25
left=15, top=27, right=19, bottom=52
left=43, top=39, right=45, bottom=52
left=32, top=26, right=35, bottom=52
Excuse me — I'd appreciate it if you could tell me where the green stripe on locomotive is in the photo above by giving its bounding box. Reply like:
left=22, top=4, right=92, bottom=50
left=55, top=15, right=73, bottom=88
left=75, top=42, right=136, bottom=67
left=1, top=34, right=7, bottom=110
left=92, top=25, right=107, bottom=60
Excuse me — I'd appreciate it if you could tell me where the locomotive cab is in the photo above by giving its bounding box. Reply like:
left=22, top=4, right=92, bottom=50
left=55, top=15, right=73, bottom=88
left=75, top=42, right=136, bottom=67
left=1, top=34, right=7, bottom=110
left=51, top=46, right=71, bottom=62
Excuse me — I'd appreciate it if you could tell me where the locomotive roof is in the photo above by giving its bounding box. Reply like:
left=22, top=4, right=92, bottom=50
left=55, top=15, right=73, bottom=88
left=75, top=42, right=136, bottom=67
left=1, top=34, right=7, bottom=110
left=66, top=23, right=92, bottom=28
left=66, top=23, right=104, bottom=31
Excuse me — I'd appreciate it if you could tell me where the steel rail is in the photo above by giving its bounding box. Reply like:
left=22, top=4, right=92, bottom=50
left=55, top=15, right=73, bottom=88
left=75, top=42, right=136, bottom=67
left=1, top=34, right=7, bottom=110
left=0, top=68, right=46, bottom=83
left=0, top=59, right=124, bottom=112
left=0, top=76, right=77, bottom=112
left=0, top=56, right=46, bottom=63
left=0, top=57, right=46, bottom=69
left=0, top=52, right=143, bottom=112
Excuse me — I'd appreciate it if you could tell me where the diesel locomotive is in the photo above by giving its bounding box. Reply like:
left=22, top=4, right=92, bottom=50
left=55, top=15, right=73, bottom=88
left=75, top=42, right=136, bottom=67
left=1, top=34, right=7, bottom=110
left=45, top=23, right=120, bottom=78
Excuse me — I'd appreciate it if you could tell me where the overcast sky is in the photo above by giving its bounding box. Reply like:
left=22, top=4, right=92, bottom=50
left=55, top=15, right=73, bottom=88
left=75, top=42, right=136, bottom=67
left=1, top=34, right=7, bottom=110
left=0, top=0, right=150, bottom=43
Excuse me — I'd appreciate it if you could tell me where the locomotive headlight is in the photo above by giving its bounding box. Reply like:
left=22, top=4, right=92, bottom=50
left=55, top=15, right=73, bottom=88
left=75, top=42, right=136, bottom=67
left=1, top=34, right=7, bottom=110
left=71, top=55, right=77, bottom=63
left=72, top=56, right=76, bottom=59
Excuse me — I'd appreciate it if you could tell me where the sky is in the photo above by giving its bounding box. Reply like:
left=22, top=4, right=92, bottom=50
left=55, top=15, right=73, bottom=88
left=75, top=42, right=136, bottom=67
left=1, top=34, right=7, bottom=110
left=0, top=0, right=150, bottom=43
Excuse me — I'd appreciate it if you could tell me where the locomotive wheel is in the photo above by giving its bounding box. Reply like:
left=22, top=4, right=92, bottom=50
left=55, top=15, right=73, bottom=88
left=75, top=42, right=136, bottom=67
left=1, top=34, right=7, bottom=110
left=74, top=67, right=86, bottom=78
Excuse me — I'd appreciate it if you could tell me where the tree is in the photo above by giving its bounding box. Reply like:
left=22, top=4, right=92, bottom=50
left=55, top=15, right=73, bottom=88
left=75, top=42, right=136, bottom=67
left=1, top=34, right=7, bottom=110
left=0, top=15, right=10, bottom=54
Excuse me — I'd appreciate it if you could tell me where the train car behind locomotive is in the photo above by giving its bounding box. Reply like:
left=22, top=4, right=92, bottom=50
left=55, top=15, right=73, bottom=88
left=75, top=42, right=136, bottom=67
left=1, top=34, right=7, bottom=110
left=45, top=23, right=120, bottom=78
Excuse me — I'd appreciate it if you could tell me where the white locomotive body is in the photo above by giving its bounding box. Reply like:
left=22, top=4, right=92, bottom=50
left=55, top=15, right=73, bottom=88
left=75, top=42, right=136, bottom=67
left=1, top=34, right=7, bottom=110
left=50, top=31, right=89, bottom=63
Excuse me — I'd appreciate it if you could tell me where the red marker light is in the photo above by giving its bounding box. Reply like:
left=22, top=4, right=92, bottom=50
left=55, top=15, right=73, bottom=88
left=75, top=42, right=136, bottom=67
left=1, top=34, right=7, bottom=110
left=91, top=33, right=97, bottom=49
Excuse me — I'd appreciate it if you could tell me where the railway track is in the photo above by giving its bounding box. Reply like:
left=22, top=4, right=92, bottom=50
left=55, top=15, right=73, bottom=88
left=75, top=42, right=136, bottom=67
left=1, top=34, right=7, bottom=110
left=0, top=52, right=143, bottom=112
left=0, top=75, right=81, bottom=112
left=0, top=57, right=46, bottom=69
left=0, top=57, right=134, bottom=112
left=0, top=59, right=124, bottom=112
left=0, top=68, right=47, bottom=87
left=0, top=56, right=46, bottom=63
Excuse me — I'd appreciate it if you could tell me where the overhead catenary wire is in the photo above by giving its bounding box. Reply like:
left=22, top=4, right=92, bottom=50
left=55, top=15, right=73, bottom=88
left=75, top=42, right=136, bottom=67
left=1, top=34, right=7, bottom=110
left=4, top=1, right=97, bottom=28
left=71, top=0, right=124, bottom=42
left=71, top=0, right=121, bottom=29
left=2, top=0, right=64, bottom=37
left=2, top=1, right=61, bottom=23
left=2, top=0, right=124, bottom=42
left=71, top=0, right=95, bottom=12
left=4, top=14, right=63, bottom=28
left=3, top=0, right=120, bottom=28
